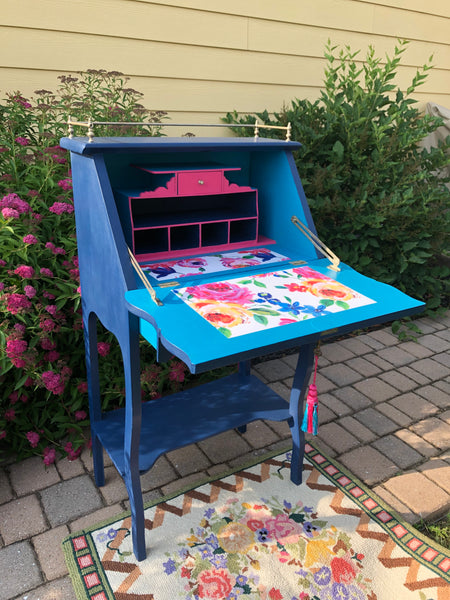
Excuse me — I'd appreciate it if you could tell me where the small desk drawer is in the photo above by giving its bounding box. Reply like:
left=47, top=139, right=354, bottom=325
left=177, top=170, right=222, bottom=195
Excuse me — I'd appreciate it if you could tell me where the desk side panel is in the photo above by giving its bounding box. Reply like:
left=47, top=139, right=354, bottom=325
left=70, top=153, right=154, bottom=343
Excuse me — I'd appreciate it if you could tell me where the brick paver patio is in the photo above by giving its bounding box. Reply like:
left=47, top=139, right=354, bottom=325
left=0, top=311, right=449, bottom=600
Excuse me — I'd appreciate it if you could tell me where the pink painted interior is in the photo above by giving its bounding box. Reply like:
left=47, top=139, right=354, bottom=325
left=129, top=166, right=261, bottom=260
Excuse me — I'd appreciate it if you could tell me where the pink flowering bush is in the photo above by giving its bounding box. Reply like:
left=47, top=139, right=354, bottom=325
left=0, top=70, right=206, bottom=464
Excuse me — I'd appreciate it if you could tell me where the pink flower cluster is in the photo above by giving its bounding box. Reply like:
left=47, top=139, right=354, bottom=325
left=26, top=431, right=40, bottom=448
left=6, top=293, right=32, bottom=314
left=23, top=234, right=38, bottom=245
left=168, top=361, right=186, bottom=383
left=41, top=367, right=71, bottom=395
left=40, top=267, right=54, bottom=277
left=0, top=193, right=31, bottom=215
left=43, top=145, right=67, bottom=165
left=15, top=137, right=30, bottom=146
left=24, top=285, right=36, bottom=298
left=6, top=338, right=28, bottom=368
left=14, top=265, right=35, bottom=279
left=11, top=94, right=31, bottom=108
left=97, top=342, right=111, bottom=357
left=57, top=178, right=72, bottom=192
left=48, top=202, right=74, bottom=215
left=64, top=441, right=81, bottom=461
left=46, top=241, right=66, bottom=254
left=43, top=447, right=56, bottom=465
left=4, top=409, right=16, bottom=422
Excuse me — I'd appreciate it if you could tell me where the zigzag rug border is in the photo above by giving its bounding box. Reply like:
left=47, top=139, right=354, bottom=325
left=303, top=440, right=450, bottom=583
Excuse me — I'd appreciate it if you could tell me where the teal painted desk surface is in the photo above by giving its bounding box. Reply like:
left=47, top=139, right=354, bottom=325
left=125, top=255, right=424, bottom=373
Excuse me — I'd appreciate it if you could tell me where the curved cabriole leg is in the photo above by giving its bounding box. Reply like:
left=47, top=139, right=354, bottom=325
left=289, top=343, right=315, bottom=485
left=84, top=310, right=105, bottom=487
left=122, top=314, right=146, bottom=561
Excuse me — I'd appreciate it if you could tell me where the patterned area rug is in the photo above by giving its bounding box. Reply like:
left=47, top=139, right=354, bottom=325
left=63, top=442, right=450, bottom=600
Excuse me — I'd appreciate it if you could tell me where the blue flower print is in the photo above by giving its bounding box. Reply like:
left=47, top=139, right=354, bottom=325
left=257, top=527, right=270, bottom=542
left=300, top=303, right=332, bottom=316
left=199, top=546, right=213, bottom=560
left=252, top=250, right=276, bottom=262
left=96, top=528, right=117, bottom=543
left=236, top=575, right=248, bottom=586
left=332, top=582, right=350, bottom=599
left=163, top=558, right=177, bottom=575
left=254, top=291, right=273, bottom=304
left=148, top=265, right=176, bottom=278
left=205, top=533, right=219, bottom=549
left=314, top=566, right=331, bottom=586
left=272, top=300, right=305, bottom=315
left=211, top=553, right=227, bottom=568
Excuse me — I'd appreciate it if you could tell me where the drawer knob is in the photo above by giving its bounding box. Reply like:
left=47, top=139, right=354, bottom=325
left=198, top=179, right=204, bottom=185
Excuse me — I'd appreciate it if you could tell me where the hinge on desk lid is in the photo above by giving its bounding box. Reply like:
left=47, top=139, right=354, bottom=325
left=291, top=216, right=341, bottom=272
left=127, top=247, right=164, bottom=306
left=158, top=281, right=180, bottom=288
left=290, top=260, right=307, bottom=266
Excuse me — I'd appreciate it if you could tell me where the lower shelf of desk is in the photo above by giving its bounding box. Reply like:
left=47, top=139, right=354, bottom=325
left=94, top=372, right=291, bottom=477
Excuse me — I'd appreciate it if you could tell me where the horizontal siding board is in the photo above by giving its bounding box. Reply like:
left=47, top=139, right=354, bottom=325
left=1, top=0, right=248, bottom=50
left=248, top=20, right=450, bottom=71
left=357, top=0, right=450, bottom=19
left=137, top=0, right=450, bottom=30
left=372, top=5, right=450, bottom=43
left=132, top=0, right=376, bottom=30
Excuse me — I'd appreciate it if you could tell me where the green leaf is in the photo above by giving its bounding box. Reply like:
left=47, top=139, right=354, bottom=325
left=253, top=314, right=268, bottom=325
left=253, top=280, right=267, bottom=288
left=332, top=140, right=344, bottom=161
left=218, top=327, right=232, bottom=338
left=335, top=300, right=350, bottom=310
left=319, top=298, right=334, bottom=307
left=250, top=308, right=280, bottom=316
left=289, top=513, right=306, bottom=523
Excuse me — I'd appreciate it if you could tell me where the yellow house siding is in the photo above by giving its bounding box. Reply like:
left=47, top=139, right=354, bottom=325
left=2, top=0, right=449, bottom=131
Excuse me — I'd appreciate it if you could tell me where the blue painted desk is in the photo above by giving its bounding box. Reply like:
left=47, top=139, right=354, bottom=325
left=60, top=136, right=424, bottom=560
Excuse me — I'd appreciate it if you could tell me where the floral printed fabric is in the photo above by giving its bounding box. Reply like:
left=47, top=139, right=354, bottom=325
left=141, top=248, right=289, bottom=281
left=173, top=267, right=375, bottom=338
left=162, top=490, right=373, bottom=600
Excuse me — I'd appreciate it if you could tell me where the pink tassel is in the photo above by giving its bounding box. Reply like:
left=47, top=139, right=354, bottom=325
left=301, top=352, right=319, bottom=435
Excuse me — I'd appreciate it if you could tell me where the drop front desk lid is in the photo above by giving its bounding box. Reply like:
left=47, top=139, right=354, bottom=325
left=125, top=256, right=424, bottom=373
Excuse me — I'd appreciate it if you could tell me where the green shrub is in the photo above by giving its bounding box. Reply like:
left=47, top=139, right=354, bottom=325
left=0, top=70, right=189, bottom=464
left=223, top=40, right=450, bottom=310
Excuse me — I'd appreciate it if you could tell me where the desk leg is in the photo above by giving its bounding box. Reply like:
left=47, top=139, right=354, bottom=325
left=84, top=311, right=104, bottom=487
left=123, top=315, right=146, bottom=561
left=289, top=344, right=315, bottom=485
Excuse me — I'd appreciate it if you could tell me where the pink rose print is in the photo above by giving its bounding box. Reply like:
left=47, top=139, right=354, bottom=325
left=197, top=568, right=235, bottom=599
left=186, top=281, right=254, bottom=305
left=265, top=513, right=303, bottom=545
left=220, top=257, right=260, bottom=269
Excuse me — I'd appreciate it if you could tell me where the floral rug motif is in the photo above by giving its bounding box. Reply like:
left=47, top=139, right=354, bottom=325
left=63, top=443, right=450, bottom=600
left=172, top=267, right=376, bottom=338
left=141, top=248, right=290, bottom=281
